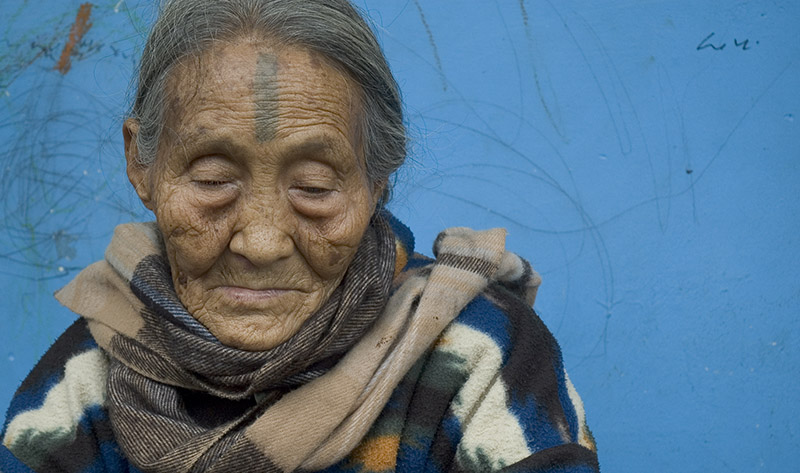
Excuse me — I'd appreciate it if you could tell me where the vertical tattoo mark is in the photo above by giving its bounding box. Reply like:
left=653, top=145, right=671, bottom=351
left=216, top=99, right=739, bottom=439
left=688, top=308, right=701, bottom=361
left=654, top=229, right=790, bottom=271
left=255, top=53, right=279, bottom=142
left=55, top=3, right=93, bottom=75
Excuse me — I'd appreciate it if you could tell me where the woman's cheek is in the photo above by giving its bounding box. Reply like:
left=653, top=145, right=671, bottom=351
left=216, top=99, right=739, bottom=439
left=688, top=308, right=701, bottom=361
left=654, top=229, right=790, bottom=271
left=156, top=189, right=234, bottom=277
left=297, top=195, right=373, bottom=278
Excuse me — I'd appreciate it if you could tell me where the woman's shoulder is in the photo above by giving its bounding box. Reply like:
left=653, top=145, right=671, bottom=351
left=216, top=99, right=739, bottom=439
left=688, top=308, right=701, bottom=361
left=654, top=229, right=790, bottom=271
left=448, top=281, right=559, bottom=363
left=396, top=271, right=599, bottom=471
left=355, top=265, right=599, bottom=472
left=1, top=318, right=126, bottom=472
left=425, top=278, right=566, bottom=400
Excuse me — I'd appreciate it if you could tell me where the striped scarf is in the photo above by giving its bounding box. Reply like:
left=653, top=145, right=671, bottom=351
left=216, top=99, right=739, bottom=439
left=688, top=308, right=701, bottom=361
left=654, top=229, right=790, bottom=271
left=55, top=215, right=536, bottom=472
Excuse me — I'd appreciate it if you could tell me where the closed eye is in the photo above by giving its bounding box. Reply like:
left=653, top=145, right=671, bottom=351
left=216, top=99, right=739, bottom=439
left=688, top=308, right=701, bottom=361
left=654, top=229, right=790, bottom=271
left=298, top=186, right=331, bottom=195
left=195, top=180, right=231, bottom=187
left=288, top=185, right=340, bottom=217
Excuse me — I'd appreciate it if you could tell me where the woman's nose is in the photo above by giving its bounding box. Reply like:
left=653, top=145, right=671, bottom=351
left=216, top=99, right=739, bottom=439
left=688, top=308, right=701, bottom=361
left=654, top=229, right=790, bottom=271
left=229, top=213, right=294, bottom=267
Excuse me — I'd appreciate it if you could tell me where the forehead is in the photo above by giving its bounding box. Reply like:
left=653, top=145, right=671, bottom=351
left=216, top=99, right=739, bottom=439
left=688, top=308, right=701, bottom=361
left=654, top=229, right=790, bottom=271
left=162, top=38, right=362, bottom=146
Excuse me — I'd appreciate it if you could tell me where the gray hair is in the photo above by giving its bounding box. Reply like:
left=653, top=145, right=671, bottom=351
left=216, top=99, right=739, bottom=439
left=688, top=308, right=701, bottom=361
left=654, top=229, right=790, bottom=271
left=129, top=0, right=405, bottom=204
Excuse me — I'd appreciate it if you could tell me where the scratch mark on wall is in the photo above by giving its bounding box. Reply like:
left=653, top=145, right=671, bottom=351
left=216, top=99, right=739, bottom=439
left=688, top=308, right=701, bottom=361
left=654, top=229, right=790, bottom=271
left=55, top=3, right=93, bottom=75
left=519, top=0, right=529, bottom=26
left=519, top=0, right=567, bottom=141
left=553, top=2, right=678, bottom=233
left=493, top=1, right=525, bottom=141
left=654, top=64, right=679, bottom=229
left=543, top=0, right=633, bottom=156
left=689, top=62, right=793, bottom=186
left=420, top=111, right=619, bottom=361
left=668, top=67, right=699, bottom=224
left=413, top=0, right=447, bottom=91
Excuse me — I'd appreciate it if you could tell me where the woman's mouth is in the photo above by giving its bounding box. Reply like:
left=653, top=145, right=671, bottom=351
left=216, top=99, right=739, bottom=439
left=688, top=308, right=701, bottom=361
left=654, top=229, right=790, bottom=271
left=217, top=286, right=293, bottom=304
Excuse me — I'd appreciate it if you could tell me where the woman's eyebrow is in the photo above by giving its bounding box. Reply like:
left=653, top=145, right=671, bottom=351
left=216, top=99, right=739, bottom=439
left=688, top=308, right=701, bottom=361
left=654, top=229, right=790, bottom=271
left=279, top=136, right=362, bottom=173
left=282, top=137, right=330, bottom=156
left=177, top=135, right=243, bottom=157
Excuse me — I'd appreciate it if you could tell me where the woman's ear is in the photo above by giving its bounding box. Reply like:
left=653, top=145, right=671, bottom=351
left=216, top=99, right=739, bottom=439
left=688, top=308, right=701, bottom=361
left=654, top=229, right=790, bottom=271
left=123, top=118, right=154, bottom=210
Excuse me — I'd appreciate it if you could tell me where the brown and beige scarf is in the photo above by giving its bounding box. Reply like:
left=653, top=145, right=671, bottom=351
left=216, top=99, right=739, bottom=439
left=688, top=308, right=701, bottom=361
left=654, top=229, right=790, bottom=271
left=56, top=213, right=534, bottom=472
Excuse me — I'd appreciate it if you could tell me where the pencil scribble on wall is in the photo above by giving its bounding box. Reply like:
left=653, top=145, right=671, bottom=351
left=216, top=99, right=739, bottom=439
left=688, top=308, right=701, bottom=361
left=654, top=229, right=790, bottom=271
left=0, top=1, right=149, bottom=292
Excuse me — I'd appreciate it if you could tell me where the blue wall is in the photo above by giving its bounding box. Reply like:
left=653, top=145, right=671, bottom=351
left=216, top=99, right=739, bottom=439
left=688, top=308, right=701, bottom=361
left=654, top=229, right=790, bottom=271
left=1, top=1, right=798, bottom=471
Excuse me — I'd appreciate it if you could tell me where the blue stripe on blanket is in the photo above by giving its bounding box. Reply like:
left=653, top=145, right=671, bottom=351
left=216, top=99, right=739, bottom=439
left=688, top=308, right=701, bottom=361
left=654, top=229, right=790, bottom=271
left=453, top=295, right=513, bottom=358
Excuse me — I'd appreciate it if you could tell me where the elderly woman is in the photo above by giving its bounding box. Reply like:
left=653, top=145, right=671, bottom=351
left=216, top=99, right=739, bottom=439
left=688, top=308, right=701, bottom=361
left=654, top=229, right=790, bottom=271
left=1, top=0, right=598, bottom=472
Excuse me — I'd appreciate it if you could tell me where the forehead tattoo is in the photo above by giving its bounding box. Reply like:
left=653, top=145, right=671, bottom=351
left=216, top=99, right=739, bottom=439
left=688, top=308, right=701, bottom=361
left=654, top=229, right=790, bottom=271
left=254, top=52, right=279, bottom=142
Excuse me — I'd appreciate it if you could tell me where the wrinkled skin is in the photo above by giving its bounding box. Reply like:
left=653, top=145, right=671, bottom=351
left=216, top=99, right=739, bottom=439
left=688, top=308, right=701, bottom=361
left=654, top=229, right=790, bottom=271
left=124, top=37, right=382, bottom=351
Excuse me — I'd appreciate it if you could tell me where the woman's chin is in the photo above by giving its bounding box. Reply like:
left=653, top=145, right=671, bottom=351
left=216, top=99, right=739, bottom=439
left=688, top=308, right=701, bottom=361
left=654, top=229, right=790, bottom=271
left=199, top=310, right=312, bottom=351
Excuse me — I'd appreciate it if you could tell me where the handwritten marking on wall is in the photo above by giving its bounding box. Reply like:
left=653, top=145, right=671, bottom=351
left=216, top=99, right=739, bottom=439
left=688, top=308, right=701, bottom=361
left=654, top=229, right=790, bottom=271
left=696, top=32, right=758, bottom=51
left=55, top=3, right=93, bottom=74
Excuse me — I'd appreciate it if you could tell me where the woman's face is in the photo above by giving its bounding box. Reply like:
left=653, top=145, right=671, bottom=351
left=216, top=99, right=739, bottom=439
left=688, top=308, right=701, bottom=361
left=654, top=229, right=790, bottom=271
left=125, top=39, right=380, bottom=351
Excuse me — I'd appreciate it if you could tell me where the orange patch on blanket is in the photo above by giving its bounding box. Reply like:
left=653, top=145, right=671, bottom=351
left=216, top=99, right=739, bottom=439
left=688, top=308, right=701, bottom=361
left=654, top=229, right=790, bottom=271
left=350, top=434, right=400, bottom=471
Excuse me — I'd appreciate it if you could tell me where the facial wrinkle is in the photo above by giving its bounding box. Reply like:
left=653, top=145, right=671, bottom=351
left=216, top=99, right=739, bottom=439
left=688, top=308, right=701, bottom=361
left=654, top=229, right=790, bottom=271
left=255, top=52, right=279, bottom=142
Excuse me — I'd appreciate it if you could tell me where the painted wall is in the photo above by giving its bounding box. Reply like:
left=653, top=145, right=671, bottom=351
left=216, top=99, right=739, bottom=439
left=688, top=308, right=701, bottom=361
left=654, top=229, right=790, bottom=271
left=1, top=1, right=798, bottom=471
